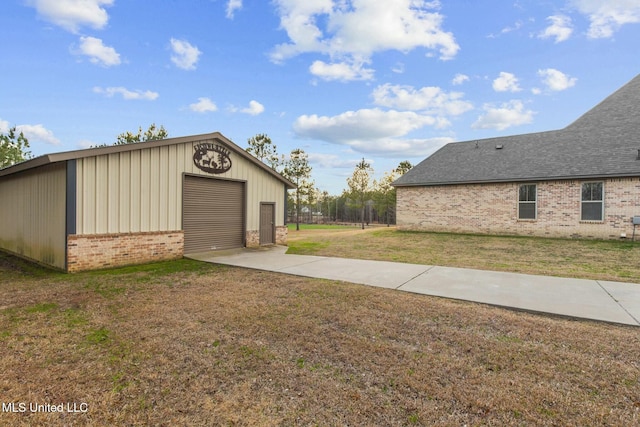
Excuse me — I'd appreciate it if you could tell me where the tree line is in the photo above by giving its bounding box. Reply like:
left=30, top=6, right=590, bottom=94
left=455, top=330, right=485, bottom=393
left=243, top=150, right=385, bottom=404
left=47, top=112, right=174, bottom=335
left=245, top=133, right=412, bottom=230
left=0, top=126, right=411, bottom=229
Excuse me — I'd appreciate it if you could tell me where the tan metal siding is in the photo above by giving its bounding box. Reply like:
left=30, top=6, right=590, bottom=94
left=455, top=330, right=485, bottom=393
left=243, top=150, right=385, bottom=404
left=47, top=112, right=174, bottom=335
left=75, top=138, right=287, bottom=235
left=118, top=151, right=131, bottom=231
left=95, top=155, right=108, bottom=234
left=107, top=153, right=120, bottom=233
left=140, top=148, right=151, bottom=232
left=0, top=163, right=66, bottom=269
left=129, top=150, right=141, bottom=232
left=183, top=175, right=245, bottom=252
left=167, top=144, right=179, bottom=229
left=159, top=146, right=169, bottom=230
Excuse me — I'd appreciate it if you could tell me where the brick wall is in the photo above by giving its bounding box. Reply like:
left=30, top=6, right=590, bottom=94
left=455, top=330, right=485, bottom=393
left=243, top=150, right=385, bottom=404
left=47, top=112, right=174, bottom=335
left=276, top=225, right=287, bottom=245
left=397, top=178, right=640, bottom=239
left=67, top=231, right=184, bottom=272
left=246, top=230, right=260, bottom=247
left=246, top=226, right=288, bottom=247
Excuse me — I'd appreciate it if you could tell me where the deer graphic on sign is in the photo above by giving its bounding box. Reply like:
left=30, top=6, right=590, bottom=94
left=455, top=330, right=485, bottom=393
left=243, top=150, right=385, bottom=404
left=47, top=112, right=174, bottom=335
left=193, top=143, right=232, bottom=174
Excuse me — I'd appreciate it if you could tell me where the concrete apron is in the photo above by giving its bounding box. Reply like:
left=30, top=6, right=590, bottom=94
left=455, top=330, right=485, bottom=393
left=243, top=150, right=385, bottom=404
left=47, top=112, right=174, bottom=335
left=187, top=246, right=640, bottom=327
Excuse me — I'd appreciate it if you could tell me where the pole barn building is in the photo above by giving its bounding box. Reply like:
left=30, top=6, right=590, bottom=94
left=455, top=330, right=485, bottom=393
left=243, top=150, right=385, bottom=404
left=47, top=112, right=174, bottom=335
left=0, top=132, right=295, bottom=272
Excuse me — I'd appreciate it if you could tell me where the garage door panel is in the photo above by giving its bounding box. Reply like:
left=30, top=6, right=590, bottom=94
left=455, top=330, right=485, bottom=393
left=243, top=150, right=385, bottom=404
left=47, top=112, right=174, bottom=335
left=183, top=175, right=245, bottom=253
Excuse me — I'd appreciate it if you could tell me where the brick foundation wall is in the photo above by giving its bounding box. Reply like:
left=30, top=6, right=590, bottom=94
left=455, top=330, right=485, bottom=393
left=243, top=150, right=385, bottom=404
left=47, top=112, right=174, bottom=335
left=276, top=225, right=287, bottom=245
left=67, top=231, right=184, bottom=272
left=397, top=178, right=640, bottom=240
left=246, top=230, right=260, bottom=247
left=246, top=226, right=288, bottom=247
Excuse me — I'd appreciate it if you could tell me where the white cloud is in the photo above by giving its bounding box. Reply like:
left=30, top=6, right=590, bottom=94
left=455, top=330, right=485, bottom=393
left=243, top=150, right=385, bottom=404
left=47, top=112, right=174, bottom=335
left=472, top=100, right=534, bottom=131
left=309, top=59, right=374, bottom=81
left=571, top=0, right=640, bottom=38
left=500, top=20, right=524, bottom=35
left=492, top=72, right=521, bottom=93
left=241, top=100, right=265, bottom=115
left=304, top=131, right=453, bottom=157
left=93, top=86, right=159, bottom=100
left=307, top=153, right=360, bottom=168
left=189, top=97, right=218, bottom=113
left=539, top=15, right=573, bottom=42
left=328, top=0, right=459, bottom=59
left=292, top=108, right=454, bottom=156
left=1, top=119, right=60, bottom=145
left=27, top=0, right=113, bottom=33
left=372, top=84, right=472, bottom=117
left=16, top=124, right=60, bottom=145
left=270, top=0, right=459, bottom=80
left=391, top=62, right=405, bottom=74
left=0, top=119, right=9, bottom=134
left=269, top=0, right=332, bottom=63
left=452, top=73, right=469, bottom=85
left=75, top=36, right=120, bottom=66
left=538, top=68, right=577, bottom=91
left=170, top=38, right=201, bottom=70
left=226, top=0, right=242, bottom=19
left=488, top=19, right=533, bottom=39
left=339, top=136, right=453, bottom=157
left=294, top=109, right=436, bottom=141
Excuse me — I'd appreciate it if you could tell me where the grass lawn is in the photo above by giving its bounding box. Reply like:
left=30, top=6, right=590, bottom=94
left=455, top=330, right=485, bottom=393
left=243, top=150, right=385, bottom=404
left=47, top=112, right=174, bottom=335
left=287, top=226, right=640, bottom=283
left=1, top=248, right=639, bottom=426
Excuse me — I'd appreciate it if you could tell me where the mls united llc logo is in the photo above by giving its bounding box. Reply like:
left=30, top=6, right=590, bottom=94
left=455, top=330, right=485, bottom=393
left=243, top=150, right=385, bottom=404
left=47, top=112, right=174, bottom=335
left=2, top=402, right=88, bottom=413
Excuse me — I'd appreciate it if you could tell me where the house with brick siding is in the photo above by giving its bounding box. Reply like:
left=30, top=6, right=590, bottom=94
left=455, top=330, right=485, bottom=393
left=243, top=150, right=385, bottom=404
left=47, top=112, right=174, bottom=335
left=393, top=74, right=640, bottom=240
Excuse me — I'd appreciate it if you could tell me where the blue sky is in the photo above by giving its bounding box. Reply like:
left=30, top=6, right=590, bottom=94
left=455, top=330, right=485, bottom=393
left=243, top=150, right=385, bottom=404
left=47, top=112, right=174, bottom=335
left=2, top=0, right=640, bottom=194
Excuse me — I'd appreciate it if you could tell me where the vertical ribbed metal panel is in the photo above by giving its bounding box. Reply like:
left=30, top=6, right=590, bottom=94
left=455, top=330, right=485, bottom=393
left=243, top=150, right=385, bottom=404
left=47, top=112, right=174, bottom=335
left=183, top=175, right=245, bottom=253
left=74, top=138, right=287, bottom=237
left=118, top=151, right=131, bottom=232
left=0, top=163, right=66, bottom=269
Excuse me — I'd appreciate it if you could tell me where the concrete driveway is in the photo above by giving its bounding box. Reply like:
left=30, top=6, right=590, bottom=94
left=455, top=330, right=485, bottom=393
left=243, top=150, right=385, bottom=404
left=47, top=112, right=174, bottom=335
left=187, top=246, right=640, bottom=327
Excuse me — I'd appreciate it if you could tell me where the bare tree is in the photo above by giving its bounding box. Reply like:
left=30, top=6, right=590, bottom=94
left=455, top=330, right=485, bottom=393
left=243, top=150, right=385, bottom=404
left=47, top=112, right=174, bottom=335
left=246, top=133, right=281, bottom=170
left=282, top=148, right=312, bottom=231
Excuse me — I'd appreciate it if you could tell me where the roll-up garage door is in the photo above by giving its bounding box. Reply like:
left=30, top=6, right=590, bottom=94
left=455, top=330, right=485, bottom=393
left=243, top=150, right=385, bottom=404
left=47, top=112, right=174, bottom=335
left=183, top=175, right=245, bottom=253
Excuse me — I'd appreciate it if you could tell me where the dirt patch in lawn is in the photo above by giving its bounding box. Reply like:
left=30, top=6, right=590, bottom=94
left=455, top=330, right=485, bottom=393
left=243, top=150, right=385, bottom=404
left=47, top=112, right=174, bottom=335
left=1, top=255, right=638, bottom=426
left=288, top=227, right=640, bottom=283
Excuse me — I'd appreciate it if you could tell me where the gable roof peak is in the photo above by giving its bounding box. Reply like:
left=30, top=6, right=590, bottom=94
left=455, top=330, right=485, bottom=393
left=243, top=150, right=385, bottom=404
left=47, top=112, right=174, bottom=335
left=565, top=73, right=640, bottom=131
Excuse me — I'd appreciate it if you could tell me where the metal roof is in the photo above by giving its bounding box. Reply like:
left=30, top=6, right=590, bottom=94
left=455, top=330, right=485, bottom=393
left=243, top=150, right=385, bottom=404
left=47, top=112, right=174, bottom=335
left=393, top=74, right=640, bottom=187
left=0, top=131, right=296, bottom=189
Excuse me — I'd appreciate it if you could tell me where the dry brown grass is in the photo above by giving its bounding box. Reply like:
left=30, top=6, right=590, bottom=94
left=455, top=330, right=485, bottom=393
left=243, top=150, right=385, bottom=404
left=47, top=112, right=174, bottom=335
left=0, top=252, right=639, bottom=426
left=288, top=226, right=640, bottom=283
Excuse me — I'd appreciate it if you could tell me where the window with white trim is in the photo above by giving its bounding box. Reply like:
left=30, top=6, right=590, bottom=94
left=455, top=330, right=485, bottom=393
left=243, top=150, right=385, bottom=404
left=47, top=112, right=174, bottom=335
left=518, top=184, right=536, bottom=220
left=581, top=182, right=604, bottom=221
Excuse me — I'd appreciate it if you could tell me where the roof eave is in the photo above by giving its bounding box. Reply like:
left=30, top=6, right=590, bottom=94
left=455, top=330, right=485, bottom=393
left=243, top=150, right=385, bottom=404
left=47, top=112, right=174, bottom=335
left=0, top=131, right=297, bottom=188
left=392, top=172, right=640, bottom=187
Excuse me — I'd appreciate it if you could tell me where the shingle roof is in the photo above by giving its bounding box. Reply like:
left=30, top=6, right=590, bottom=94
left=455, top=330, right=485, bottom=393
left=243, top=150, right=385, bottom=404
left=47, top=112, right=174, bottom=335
left=393, top=74, right=640, bottom=187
